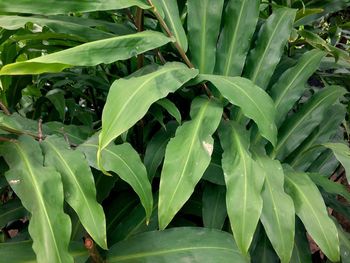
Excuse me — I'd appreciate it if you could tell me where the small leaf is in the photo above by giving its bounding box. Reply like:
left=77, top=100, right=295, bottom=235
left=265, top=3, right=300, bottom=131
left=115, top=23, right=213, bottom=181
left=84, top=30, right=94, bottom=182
left=156, top=99, right=182, bottom=124
left=0, top=199, right=28, bottom=228
left=290, top=218, right=312, bottom=263
left=323, top=143, right=350, bottom=183
left=284, top=171, right=340, bottom=262
left=219, top=121, right=264, bottom=256
left=107, top=227, right=247, bottom=263
left=158, top=97, right=222, bottom=229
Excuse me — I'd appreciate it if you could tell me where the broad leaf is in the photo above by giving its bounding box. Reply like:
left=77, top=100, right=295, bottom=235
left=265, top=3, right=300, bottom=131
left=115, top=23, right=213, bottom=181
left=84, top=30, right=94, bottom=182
left=152, top=0, right=188, bottom=51
left=202, top=183, right=227, bottom=229
left=0, top=31, right=171, bottom=75
left=199, top=74, right=277, bottom=146
left=244, top=8, right=296, bottom=90
left=219, top=121, right=264, bottom=256
left=187, top=0, right=224, bottom=73
left=158, top=97, right=222, bottom=229
left=0, top=0, right=150, bottom=15
left=41, top=135, right=107, bottom=249
left=0, top=136, right=72, bottom=263
left=270, top=49, right=326, bottom=126
left=99, top=62, right=198, bottom=152
left=284, top=171, right=340, bottom=262
left=215, top=0, right=259, bottom=76
left=255, top=156, right=295, bottom=263
left=274, top=86, right=346, bottom=160
left=107, top=227, right=246, bottom=263
left=79, top=134, right=153, bottom=221
left=323, top=143, right=350, bottom=183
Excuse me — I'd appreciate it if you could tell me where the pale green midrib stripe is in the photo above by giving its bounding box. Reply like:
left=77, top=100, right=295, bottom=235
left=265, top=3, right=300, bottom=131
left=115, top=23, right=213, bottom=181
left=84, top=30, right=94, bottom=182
left=285, top=176, right=334, bottom=255
left=84, top=143, right=149, bottom=213
left=15, top=144, right=64, bottom=263
left=275, top=89, right=342, bottom=154
left=46, top=141, right=99, bottom=239
left=163, top=100, right=210, bottom=215
left=223, top=0, right=246, bottom=76
left=250, top=11, right=288, bottom=83
left=101, top=66, right=179, bottom=149
left=109, top=246, right=235, bottom=261
left=274, top=52, right=321, bottom=109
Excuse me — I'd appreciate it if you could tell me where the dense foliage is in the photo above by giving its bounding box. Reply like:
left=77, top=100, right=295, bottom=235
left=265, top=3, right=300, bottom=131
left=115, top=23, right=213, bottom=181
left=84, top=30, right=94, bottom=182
left=0, top=0, right=350, bottom=262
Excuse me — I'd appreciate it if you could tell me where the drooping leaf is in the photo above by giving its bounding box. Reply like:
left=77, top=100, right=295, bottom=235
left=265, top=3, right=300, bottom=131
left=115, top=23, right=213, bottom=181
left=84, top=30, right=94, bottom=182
left=41, top=135, right=107, bottom=249
left=152, top=0, right=188, bottom=51
left=0, top=241, right=89, bottom=263
left=284, top=171, right=340, bottom=262
left=323, top=143, right=350, bottom=183
left=78, top=134, right=153, bottom=222
left=198, top=74, right=277, bottom=146
left=244, top=8, right=296, bottom=90
left=187, top=0, right=224, bottom=74
left=274, top=86, right=346, bottom=160
left=308, top=149, right=340, bottom=176
left=0, top=31, right=171, bottom=75
left=158, top=97, right=222, bottom=230
left=0, top=136, right=73, bottom=263
left=202, top=183, right=227, bottom=229
left=156, top=99, right=182, bottom=124
left=46, top=89, right=66, bottom=121
left=219, top=121, right=265, bottom=256
left=251, top=227, right=279, bottom=263
left=215, top=0, right=260, bottom=76
left=99, top=62, right=198, bottom=153
left=0, top=199, right=28, bottom=228
left=254, top=156, right=295, bottom=263
left=0, top=0, right=150, bottom=15
left=107, top=227, right=246, bottom=263
left=270, top=49, right=326, bottom=126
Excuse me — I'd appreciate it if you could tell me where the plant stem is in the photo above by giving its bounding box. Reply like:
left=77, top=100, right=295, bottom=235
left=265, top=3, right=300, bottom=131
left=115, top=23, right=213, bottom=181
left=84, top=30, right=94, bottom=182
left=0, top=136, right=16, bottom=143
left=136, top=8, right=145, bottom=69
left=84, top=236, right=104, bottom=263
left=0, top=100, right=10, bottom=115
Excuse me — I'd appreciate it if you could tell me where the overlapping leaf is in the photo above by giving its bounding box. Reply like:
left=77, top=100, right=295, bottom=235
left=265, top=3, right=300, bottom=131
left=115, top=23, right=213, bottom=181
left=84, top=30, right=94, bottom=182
left=0, top=31, right=172, bottom=75
left=0, top=136, right=72, bottom=263
left=158, top=97, right=222, bottom=229
left=41, top=135, right=107, bottom=249
left=323, top=143, right=350, bottom=183
left=219, top=121, right=264, bottom=256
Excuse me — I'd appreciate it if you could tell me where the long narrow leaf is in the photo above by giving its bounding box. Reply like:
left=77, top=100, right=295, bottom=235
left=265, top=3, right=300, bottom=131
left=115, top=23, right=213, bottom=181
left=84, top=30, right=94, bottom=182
left=158, top=97, right=222, bottom=229
left=0, top=136, right=72, bottom=263
left=323, top=143, right=350, bottom=183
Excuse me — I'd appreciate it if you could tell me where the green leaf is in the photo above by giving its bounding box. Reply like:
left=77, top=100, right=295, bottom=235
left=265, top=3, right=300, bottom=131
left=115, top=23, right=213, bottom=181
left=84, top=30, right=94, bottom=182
left=270, top=49, right=326, bottom=126
left=284, top=171, right=340, bottom=262
left=0, top=0, right=150, bottom=15
left=215, top=0, right=259, bottom=76
left=107, top=227, right=247, bottom=263
left=46, top=89, right=66, bottom=121
left=219, top=121, right=265, bottom=256
left=158, top=97, right=222, bottom=230
left=255, top=156, right=295, bottom=263
left=244, top=8, right=296, bottom=90
left=198, top=74, right=277, bottom=146
left=41, top=135, right=107, bottom=249
left=0, top=136, right=72, bottom=263
left=274, top=86, right=346, bottom=160
left=78, top=134, right=153, bottom=222
left=99, top=62, right=198, bottom=152
left=336, top=222, right=350, bottom=263
left=290, top=218, right=312, bottom=263
left=0, top=31, right=171, bottom=75
left=187, top=0, right=224, bottom=74
left=156, top=99, right=182, bottom=124
left=152, top=0, right=188, bottom=52
left=251, top=227, right=279, bottom=263
left=202, top=183, right=227, bottom=230
left=323, top=143, right=350, bottom=183
left=0, top=241, right=89, bottom=263
left=0, top=199, right=27, bottom=228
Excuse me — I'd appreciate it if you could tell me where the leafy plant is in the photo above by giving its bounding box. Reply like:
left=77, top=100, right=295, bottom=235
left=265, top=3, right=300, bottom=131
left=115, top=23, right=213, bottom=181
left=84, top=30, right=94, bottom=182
left=0, top=0, right=349, bottom=262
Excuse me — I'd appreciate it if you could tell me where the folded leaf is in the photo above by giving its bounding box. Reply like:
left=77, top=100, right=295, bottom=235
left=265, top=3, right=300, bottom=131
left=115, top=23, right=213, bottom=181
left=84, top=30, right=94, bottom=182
left=158, top=97, right=222, bottom=229
left=284, top=171, right=340, bottom=262
left=99, top=62, right=198, bottom=152
left=219, top=121, right=264, bottom=256
left=215, top=0, right=259, bottom=76
left=188, top=0, right=224, bottom=73
left=0, top=31, right=171, bottom=75
left=198, top=74, right=277, bottom=146
left=0, top=0, right=150, bottom=15
left=41, top=135, right=107, bottom=249
left=107, top=227, right=246, bottom=263
left=0, top=136, right=72, bottom=263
